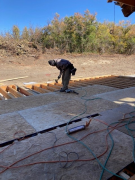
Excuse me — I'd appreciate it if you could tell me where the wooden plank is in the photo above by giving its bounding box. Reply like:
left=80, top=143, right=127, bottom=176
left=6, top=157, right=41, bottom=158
left=47, top=83, right=61, bottom=90
left=25, top=85, right=33, bottom=89
left=31, top=84, right=50, bottom=93
left=53, top=83, right=62, bottom=87
left=85, top=76, right=116, bottom=82
left=7, top=86, right=23, bottom=98
left=123, top=168, right=134, bottom=176
left=32, top=85, right=48, bottom=93
left=77, top=78, right=117, bottom=85
left=72, top=75, right=114, bottom=81
left=11, top=85, right=33, bottom=96
left=73, top=80, right=88, bottom=86
left=0, top=86, right=8, bottom=91
left=52, top=82, right=73, bottom=89
left=41, top=84, right=57, bottom=91
left=119, top=172, right=130, bottom=179
left=24, top=84, right=48, bottom=93
left=0, top=95, right=4, bottom=100
left=0, top=87, right=12, bottom=99
left=49, top=82, right=73, bottom=89
left=46, top=84, right=59, bottom=91
left=23, top=87, right=40, bottom=95
left=129, top=174, right=135, bottom=180
left=69, top=81, right=81, bottom=87
left=87, top=79, right=135, bottom=88
left=122, top=4, right=135, bottom=17
left=19, top=87, right=33, bottom=96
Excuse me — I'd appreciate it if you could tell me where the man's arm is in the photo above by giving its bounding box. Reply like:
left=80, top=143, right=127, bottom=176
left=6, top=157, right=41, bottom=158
left=58, top=70, right=63, bottom=79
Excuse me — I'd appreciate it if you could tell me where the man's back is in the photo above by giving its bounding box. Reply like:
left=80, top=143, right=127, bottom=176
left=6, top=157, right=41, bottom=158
left=54, top=59, right=71, bottom=71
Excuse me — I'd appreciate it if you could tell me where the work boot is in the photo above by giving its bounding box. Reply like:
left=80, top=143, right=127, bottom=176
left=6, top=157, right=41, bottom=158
left=71, top=68, right=77, bottom=75
left=60, top=88, right=68, bottom=92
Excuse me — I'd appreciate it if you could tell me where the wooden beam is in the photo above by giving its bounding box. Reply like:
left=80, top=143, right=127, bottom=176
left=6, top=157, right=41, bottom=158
left=71, top=75, right=113, bottom=81
left=7, top=86, right=23, bottom=98
left=0, top=87, right=12, bottom=99
left=73, top=80, right=88, bottom=86
left=32, top=85, right=48, bottom=93
left=23, top=86, right=41, bottom=94
left=31, top=84, right=50, bottom=93
left=24, top=85, right=42, bottom=94
left=25, top=85, right=33, bottom=89
left=0, top=86, right=8, bottom=91
left=108, top=0, right=135, bottom=7
left=122, top=4, right=135, bottom=17
left=19, top=87, right=33, bottom=96
left=51, top=83, right=62, bottom=87
left=11, top=85, right=33, bottom=96
left=0, top=95, right=4, bottom=100
left=41, top=84, right=58, bottom=91
left=47, top=83, right=61, bottom=89
left=69, top=81, right=82, bottom=87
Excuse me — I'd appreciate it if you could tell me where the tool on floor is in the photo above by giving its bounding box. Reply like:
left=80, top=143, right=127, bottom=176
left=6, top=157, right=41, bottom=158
left=68, top=119, right=92, bottom=134
left=65, top=89, right=79, bottom=95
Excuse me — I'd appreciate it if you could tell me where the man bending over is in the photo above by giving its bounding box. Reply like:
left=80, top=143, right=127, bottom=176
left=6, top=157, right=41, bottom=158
left=48, top=58, right=77, bottom=92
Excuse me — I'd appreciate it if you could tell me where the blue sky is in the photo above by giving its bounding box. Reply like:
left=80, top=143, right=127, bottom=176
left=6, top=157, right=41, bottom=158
left=0, top=0, right=135, bottom=34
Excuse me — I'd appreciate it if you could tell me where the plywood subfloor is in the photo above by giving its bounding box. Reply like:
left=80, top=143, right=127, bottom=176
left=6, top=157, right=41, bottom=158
left=0, top=112, right=36, bottom=144
left=0, top=82, right=134, bottom=180
left=0, top=85, right=119, bottom=143
left=0, top=85, right=118, bottom=115
left=95, top=104, right=135, bottom=137
left=94, top=87, right=135, bottom=106
left=0, top=120, right=133, bottom=180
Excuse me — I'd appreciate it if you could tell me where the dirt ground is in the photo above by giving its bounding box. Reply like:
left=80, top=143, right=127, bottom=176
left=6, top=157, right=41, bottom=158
left=0, top=53, right=135, bottom=86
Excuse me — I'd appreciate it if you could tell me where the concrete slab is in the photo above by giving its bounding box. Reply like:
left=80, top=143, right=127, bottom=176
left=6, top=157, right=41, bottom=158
left=0, top=112, right=35, bottom=144
left=0, top=120, right=133, bottom=180
left=94, top=87, right=135, bottom=106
